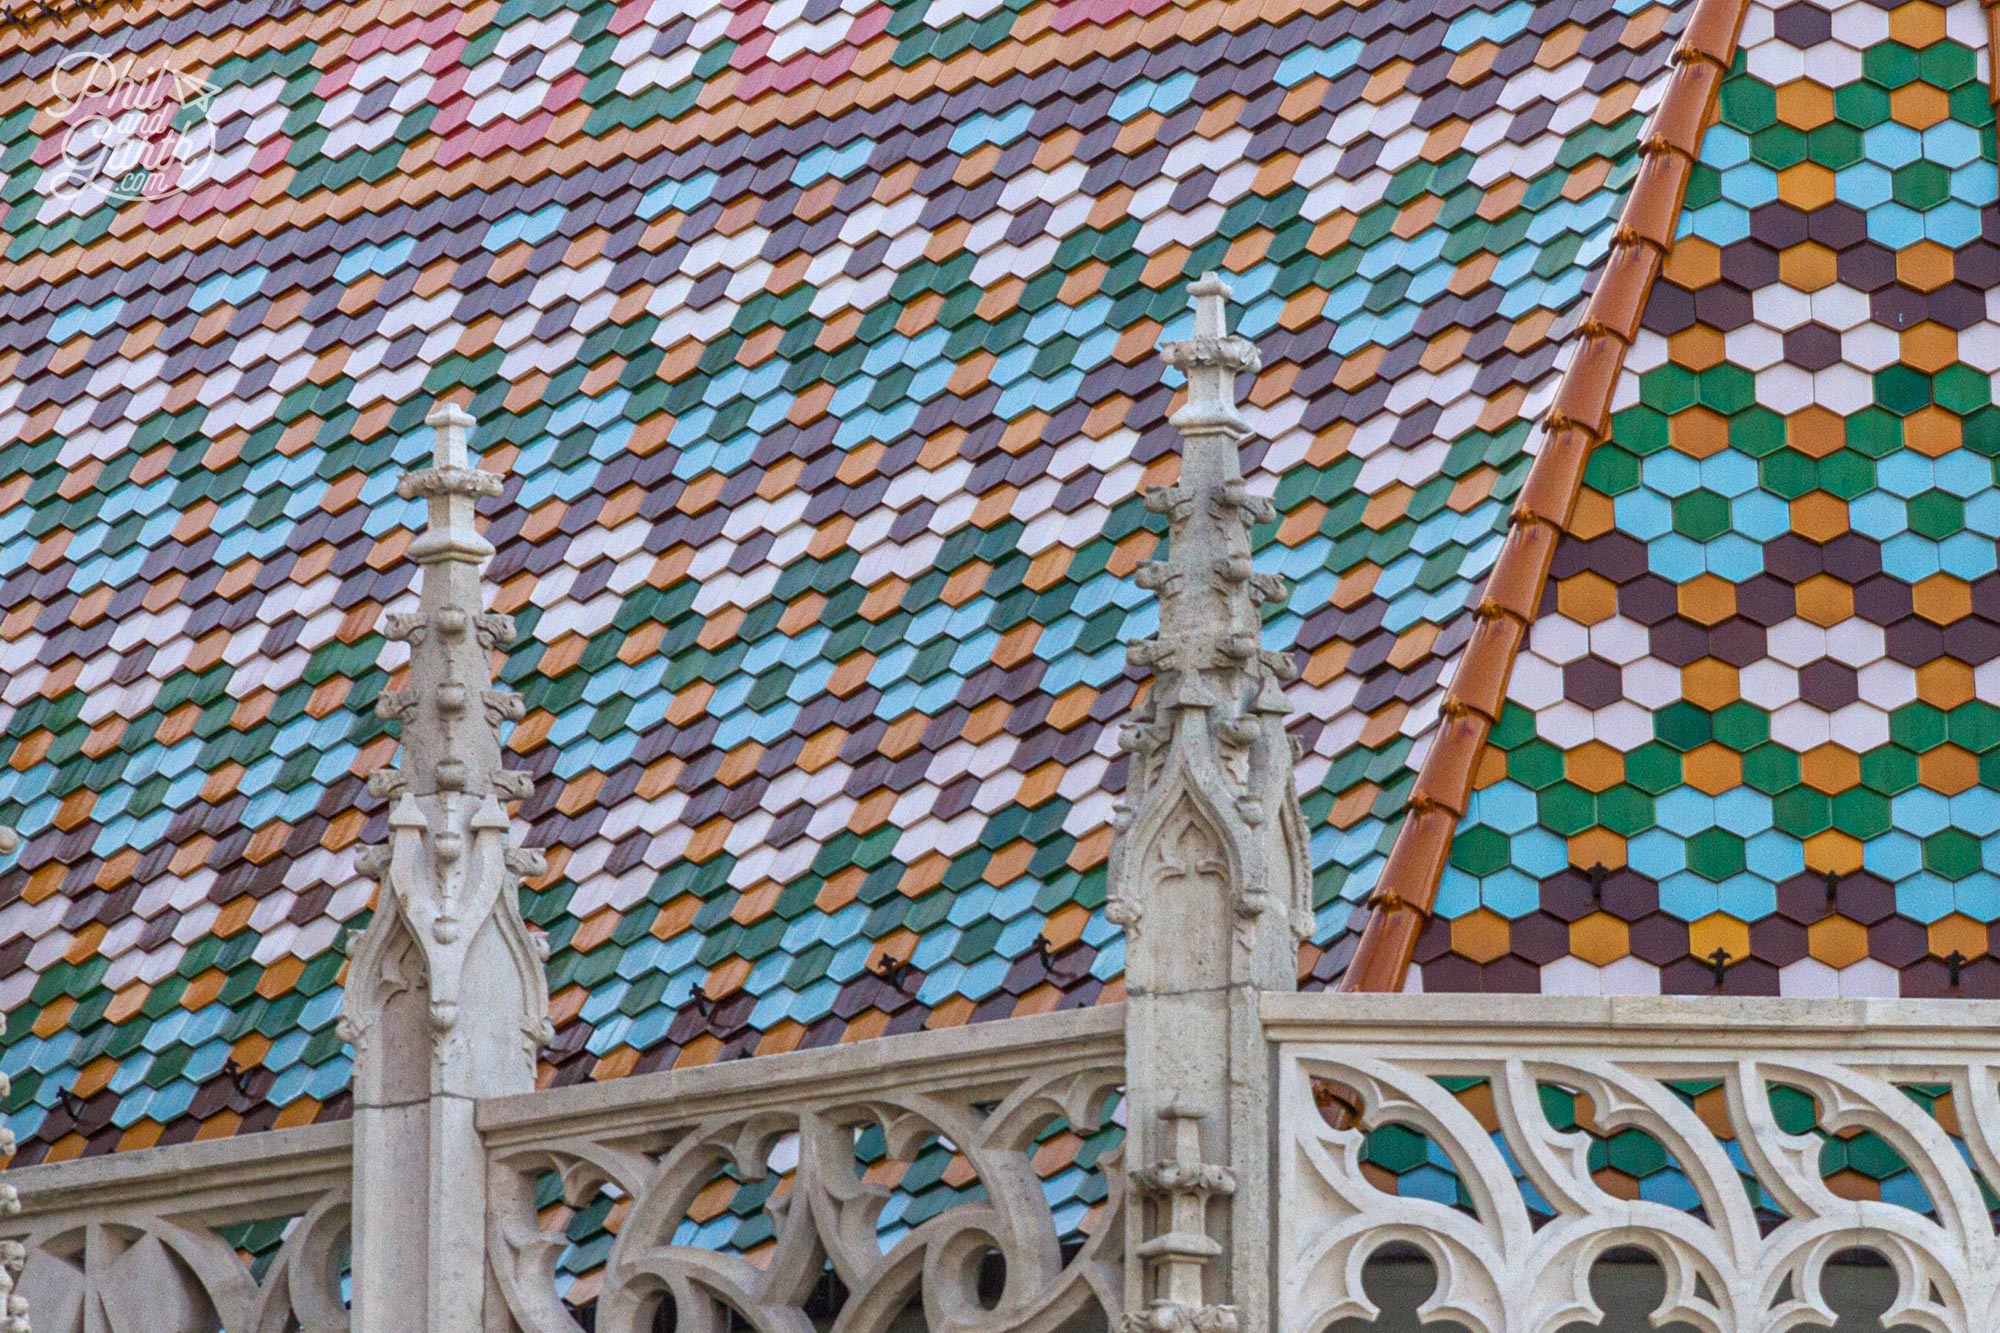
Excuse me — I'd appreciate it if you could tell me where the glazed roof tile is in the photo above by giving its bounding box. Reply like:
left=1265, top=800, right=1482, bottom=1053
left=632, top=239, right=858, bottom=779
left=1416, top=0, right=2000, bottom=1000
left=0, top=0, right=1691, bottom=1163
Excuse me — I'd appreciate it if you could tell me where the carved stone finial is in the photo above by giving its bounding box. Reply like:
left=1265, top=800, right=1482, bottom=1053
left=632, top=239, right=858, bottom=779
left=0, top=824, right=21, bottom=1333
left=1114, top=275, right=1310, bottom=1330
left=0, top=1127, right=17, bottom=1333
left=1189, top=272, right=1229, bottom=338
left=426, top=400, right=473, bottom=467
left=0, top=1234, right=23, bottom=1333
left=1106, top=274, right=1311, bottom=966
left=400, top=400, right=503, bottom=568
left=347, top=397, right=545, bottom=1059
left=1160, top=272, right=1260, bottom=437
left=343, top=396, right=551, bottom=1333
left=1125, top=1104, right=1240, bottom=1333
left=370, top=402, right=524, bottom=812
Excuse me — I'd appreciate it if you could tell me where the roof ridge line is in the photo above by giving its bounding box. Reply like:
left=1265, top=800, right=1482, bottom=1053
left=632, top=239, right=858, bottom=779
left=1334, top=0, right=1754, bottom=994
left=1984, top=0, right=2000, bottom=104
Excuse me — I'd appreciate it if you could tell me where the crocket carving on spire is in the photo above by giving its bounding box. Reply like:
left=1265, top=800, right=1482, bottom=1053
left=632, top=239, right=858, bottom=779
left=1113, top=274, right=1310, bottom=1333
left=341, top=399, right=553, bottom=1333
left=341, top=401, right=550, bottom=1066
left=1107, top=272, right=1313, bottom=971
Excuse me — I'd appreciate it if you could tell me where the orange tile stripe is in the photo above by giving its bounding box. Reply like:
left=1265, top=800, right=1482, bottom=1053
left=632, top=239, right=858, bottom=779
left=1337, top=0, right=1754, bottom=994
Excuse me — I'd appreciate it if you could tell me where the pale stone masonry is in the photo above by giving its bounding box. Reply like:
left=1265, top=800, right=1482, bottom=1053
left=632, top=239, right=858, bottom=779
left=0, top=826, right=19, bottom=1333
left=1110, top=274, right=1311, bottom=1333
left=338, top=403, right=555, bottom=1333
left=0, top=1154, right=19, bottom=1333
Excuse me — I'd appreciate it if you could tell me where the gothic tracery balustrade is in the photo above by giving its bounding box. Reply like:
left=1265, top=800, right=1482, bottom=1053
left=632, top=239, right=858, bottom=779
left=482, top=1004, right=1125, bottom=1333
left=1272, top=993, right=2000, bottom=1333
left=0, top=1120, right=351, bottom=1333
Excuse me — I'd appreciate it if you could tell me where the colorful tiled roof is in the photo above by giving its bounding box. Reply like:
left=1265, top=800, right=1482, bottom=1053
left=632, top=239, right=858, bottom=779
left=1336, top=0, right=1753, bottom=992
left=0, top=0, right=1694, bottom=1163
left=1355, top=1075, right=2000, bottom=1228
left=1416, top=0, right=2000, bottom=996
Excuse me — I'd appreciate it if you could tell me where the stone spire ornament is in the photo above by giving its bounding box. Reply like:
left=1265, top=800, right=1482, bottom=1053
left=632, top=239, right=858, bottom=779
left=0, top=828, right=23, bottom=1333
left=1112, top=274, right=1310, bottom=1333
left=340, top=400, right=551, bottom=1333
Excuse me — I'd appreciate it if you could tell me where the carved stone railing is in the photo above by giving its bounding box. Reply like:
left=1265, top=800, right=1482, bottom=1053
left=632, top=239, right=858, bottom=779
left=34, top=990, right=2000, bottom=1333
left=1269, top=993, right=2000, bottom=1333
left=482, top=1003, right=1125, bottom=1333
left=0, top=1120, right=352, bottom=1332
left=0, top=1006, right=1123, bottom=1333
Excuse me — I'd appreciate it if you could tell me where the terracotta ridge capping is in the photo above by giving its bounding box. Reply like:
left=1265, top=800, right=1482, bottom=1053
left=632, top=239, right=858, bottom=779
left=1984, top=0, right=2000, bottom=104
left=1334, top=0, right=1752, bottom=995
